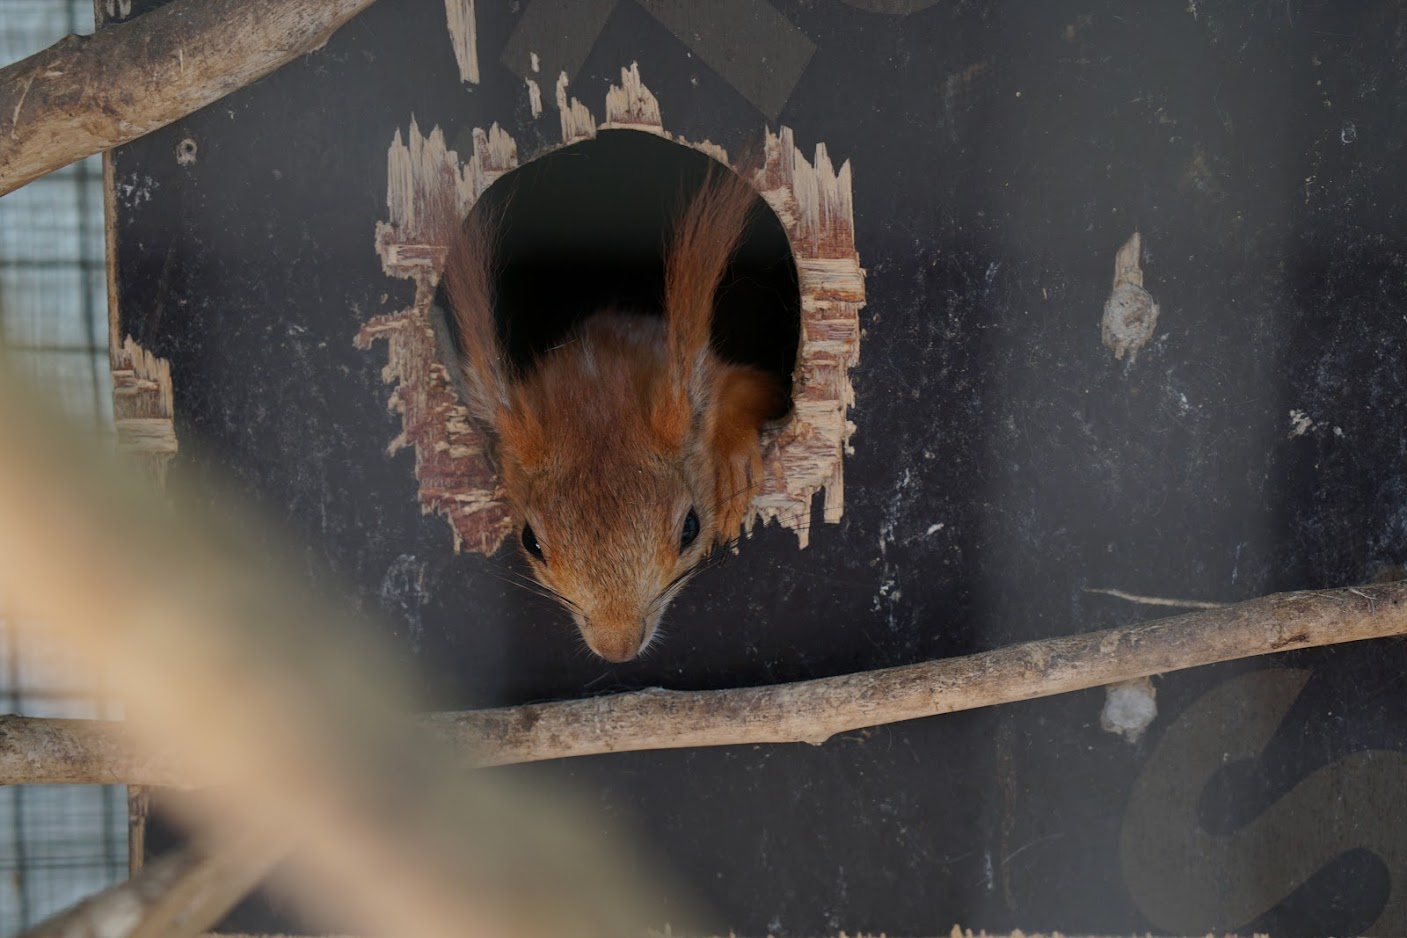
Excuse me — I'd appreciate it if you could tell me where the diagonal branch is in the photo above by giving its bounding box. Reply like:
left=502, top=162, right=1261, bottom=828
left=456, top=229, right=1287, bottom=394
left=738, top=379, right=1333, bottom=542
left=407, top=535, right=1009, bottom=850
left=19, top=833, right=286, bottom=938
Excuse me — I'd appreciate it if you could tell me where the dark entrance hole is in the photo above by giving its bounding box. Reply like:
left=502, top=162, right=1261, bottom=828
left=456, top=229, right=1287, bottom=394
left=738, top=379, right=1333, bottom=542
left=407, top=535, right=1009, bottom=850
left=438, top=129, right=801, bottom=399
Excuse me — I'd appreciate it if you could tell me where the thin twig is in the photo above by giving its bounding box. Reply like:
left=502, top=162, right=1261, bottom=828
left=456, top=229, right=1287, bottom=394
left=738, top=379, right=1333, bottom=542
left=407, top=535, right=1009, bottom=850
left=1084, top=587, right=1228, bottom=609
left=3, top=582, right=1403, bottom=784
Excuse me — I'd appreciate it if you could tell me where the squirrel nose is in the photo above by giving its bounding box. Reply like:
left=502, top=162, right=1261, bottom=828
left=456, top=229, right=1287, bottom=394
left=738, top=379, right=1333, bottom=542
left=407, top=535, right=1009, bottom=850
left=586, top=619, right=647, bottom=663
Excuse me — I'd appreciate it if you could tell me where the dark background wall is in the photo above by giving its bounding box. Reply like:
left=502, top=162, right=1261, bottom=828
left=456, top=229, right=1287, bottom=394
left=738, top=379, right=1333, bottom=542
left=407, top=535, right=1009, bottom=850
left=116, top=0, right=1407, bottom=933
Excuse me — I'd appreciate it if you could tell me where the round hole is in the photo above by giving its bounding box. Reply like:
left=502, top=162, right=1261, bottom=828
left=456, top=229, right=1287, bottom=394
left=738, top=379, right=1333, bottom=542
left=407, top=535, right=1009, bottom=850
left=438, top=129, right=800, bottom=404
left=176, top=137, right=198, bottom=166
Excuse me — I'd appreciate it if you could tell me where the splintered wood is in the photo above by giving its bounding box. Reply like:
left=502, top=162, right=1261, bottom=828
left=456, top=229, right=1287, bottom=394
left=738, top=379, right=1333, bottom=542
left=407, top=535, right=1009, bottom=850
left=355, top=120, right=517, bottom=554
left=555, top=72, right=598, bottom=145
left=603, top=62, right=663, bottom=129
left=443, top=0, right=480, bottom=85
left=357, top=63, right=864, bottom=554
left=752, top=125, right=863, bottom=544
left=111, top=336, right=177, bottom=487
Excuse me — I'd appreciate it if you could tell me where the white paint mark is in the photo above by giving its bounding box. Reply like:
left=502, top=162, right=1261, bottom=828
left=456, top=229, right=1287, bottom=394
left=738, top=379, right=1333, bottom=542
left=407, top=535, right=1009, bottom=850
left=116, top=172, right=159, bottom=208
left=925, top=522, right=945, bottom=536
left=530, top=51, right=540, bottom=73
left=444, top=0, right=480, bottom=84
left=1289, top=408, right=1315, bottom=438
left=1101, top=231, right=1160, bottom=363
left=1101, top=677, right=1158, bottom=743
left=526, top=78, right=542, bottom=118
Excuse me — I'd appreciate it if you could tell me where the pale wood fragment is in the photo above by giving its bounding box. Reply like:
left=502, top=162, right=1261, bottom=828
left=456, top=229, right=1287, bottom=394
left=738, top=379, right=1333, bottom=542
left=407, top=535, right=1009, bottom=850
left=443, top=0, right=480, bottom=84
left=111, top=336, right=177, bottom=487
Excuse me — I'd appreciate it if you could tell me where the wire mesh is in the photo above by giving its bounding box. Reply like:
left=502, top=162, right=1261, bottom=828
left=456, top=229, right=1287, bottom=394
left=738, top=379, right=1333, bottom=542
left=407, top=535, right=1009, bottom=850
left=0, top=0, right=128, bottom=932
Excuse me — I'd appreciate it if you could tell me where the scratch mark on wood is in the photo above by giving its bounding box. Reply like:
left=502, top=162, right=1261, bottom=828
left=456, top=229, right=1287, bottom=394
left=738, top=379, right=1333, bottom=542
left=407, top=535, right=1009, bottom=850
left=11, top=73, right=36, bottom=138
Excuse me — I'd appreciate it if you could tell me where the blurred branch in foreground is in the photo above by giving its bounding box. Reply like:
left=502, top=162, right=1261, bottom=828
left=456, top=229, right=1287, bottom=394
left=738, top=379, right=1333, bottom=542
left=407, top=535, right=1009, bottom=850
left=0, top=368, right=677, bottom=938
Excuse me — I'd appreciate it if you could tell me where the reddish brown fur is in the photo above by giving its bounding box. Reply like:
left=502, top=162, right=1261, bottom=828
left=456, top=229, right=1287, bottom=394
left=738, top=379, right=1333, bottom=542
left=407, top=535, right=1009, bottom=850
left=443, top=163, right=782, bottom=662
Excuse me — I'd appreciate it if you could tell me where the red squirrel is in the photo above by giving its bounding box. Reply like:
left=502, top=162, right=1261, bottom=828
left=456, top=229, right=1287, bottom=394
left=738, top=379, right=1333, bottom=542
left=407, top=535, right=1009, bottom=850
left=441, top=162, right=785, bottom=662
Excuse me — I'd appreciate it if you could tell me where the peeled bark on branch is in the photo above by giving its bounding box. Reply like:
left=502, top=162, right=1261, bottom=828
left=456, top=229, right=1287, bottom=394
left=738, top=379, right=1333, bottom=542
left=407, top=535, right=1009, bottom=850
left=3, top=582, right=1404, bottom=787
left=0, top=0, right=380, bottom=196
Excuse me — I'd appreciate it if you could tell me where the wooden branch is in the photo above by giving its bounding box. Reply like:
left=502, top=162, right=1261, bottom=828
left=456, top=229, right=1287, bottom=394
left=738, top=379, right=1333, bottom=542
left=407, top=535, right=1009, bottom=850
left=3, top=582, right=1403, bottom=786
left=20, top=834, right=285, bottom=938
left=0, top=0, right=380, bottom=196
left=0, top=372, right=664, bottom=938
left=442, top=582, right=1407, bottom=762
left=0, top=714, right=183, bottom=786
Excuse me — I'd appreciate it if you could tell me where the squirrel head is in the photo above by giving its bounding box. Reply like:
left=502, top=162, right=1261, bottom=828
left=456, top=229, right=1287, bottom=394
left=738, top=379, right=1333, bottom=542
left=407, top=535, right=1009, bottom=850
left=443, top=162, right=783, bottom=661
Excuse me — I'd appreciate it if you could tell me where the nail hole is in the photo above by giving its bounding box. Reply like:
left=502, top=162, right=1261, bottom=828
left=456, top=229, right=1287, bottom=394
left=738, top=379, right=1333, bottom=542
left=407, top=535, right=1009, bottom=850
left=176, top=138, right=198, bottom=166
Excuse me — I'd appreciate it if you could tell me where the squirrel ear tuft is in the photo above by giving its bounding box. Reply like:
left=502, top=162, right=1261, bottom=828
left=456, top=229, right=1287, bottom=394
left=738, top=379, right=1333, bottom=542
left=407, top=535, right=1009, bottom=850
left=441, top=199, right=514, bottom=434
left=662, top=162, right=759, bottom=411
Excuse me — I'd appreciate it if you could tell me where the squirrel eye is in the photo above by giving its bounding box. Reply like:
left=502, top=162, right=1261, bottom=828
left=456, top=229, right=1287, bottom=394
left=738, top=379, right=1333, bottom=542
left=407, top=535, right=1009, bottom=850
left=521, top=523, right=544, bottom=560
left=679, top=507, right=700, bottom=552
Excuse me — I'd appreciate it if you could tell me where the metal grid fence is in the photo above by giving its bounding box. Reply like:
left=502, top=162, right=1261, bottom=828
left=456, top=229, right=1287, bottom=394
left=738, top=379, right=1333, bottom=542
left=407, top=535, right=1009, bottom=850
left=0, top=0, right=129, bottom=932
